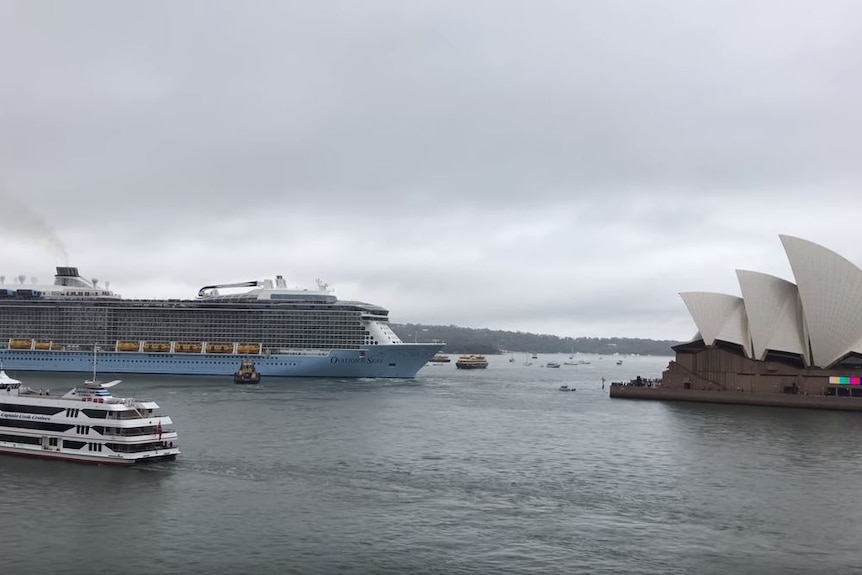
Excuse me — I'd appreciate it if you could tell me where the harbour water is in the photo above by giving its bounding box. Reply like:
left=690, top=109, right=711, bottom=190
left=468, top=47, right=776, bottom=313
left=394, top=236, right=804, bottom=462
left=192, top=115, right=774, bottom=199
left=3, top=354, right=862, bottom=575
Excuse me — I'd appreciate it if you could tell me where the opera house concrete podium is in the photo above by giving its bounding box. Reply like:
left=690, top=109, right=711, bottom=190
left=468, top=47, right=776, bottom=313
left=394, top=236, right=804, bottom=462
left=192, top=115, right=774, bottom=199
left=612, top=235, right=862, bottom=410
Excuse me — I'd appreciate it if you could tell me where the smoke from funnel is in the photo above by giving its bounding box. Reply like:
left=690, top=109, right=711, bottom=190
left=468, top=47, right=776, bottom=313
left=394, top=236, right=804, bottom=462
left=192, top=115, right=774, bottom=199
left=0, top=184, right=70, bottom=264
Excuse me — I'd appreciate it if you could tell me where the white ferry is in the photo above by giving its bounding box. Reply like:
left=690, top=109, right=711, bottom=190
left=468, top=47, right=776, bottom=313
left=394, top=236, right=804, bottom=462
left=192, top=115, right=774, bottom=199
left=0, top=370, right=179, bottom=465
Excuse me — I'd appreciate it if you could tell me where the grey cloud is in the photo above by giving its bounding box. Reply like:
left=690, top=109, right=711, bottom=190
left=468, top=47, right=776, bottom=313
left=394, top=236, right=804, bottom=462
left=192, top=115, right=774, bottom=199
left=1, top=1, right=862, bottom=339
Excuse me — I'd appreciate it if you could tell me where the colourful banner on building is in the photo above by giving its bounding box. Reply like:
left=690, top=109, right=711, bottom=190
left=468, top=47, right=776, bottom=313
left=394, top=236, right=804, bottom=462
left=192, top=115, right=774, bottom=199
left=829, top=376, right=862, bottom=385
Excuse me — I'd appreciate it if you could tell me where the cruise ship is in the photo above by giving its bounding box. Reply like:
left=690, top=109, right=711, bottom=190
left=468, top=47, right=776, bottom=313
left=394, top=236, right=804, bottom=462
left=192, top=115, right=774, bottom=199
left=0, top=370, right=179, bottom=465
left=0, top=267, right=443, bottom=378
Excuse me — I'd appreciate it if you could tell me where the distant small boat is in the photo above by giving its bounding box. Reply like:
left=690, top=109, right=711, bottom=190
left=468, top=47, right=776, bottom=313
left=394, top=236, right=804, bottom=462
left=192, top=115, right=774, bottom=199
left=616, top=359, right=623, bottom=366
left=545, top=361, right=561, bottom=368
left=234, top=359, right=261, bottom=384
left=430, top=353, right=451, bottom=363
left=531, top=352, right=538, bottom=359
left=559, top=385, right=576, bottom=392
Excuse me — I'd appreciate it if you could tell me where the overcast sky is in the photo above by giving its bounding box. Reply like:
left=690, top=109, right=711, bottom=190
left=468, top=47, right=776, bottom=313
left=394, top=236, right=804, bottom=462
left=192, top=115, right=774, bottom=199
left=1, top=1, right=861, bottom=341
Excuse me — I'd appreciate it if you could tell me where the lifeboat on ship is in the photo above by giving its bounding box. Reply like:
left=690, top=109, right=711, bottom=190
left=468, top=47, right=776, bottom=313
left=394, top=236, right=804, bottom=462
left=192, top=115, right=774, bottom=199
left=117, top=341, right=140, bottom=352
left=237, top=343, right=261, bottom=355
left=9, top=339, right=33, bottom=350
left=34, top=341, right=52, bottom=350
left=206, top=343, right=234, bottom=354
left=175, top=342, right=203, bottom=353
left=142, top=342, right=170, bottom=353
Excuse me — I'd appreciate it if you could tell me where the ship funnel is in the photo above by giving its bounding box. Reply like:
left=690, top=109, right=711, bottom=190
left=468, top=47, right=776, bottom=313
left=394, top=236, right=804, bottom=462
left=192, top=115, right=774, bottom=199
left=18, top=274, right=25, bottom=285
left=1, top=276, right=5, bottom=284
left=92, top=278, right=98, bottom=287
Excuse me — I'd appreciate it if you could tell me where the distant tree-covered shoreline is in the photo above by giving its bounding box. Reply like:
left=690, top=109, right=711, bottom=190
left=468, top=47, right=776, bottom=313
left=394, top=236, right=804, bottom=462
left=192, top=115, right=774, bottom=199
left=391, top=323, right=682, bottom=356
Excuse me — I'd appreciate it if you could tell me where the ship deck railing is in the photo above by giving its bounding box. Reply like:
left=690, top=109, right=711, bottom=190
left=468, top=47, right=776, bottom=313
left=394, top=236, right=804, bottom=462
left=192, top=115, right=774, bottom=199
left=18, top=389, right=155, bottom=404
left=264, top=348, right=330, bottom=356
left=3, top=344, right=354, bottom=356
left=97, top=426, right=177, bottom=438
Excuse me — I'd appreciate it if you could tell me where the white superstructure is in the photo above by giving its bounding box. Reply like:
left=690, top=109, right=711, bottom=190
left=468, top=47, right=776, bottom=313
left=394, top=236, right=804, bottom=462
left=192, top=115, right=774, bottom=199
left=0, top=372, right=179, bottom=465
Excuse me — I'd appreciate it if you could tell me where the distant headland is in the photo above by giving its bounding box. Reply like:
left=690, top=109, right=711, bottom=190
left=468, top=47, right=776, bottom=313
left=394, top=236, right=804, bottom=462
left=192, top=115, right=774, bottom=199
left=391, top=323, right=681, bottom=356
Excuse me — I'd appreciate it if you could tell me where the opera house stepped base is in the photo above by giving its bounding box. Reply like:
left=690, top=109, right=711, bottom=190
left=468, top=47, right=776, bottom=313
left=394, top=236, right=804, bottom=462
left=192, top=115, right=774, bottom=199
left=614, top=235, right=862, bottom=411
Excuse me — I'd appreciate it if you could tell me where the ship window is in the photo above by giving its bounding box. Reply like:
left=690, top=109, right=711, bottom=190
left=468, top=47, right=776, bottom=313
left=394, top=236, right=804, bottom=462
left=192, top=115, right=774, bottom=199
left=106, top=441, right=164, bottom=453
left=0, top=419, right=74, bottom=432
left=63, top=439, right=85, bottom=449
left=0, top=404, right=64, bottom=416
left=0, top=433, right=40, bottom=445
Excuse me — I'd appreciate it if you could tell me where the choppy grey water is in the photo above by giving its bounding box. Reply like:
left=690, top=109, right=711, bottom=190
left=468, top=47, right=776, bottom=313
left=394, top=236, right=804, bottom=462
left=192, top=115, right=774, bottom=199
left=2, top=354, right=862, bottom=575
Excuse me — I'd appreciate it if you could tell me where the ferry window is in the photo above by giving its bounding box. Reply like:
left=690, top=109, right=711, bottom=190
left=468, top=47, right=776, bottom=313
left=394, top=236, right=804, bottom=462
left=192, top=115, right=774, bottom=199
left=0, top=404, right=64, bottom=416
left=0, top=433, right=40, bottom=445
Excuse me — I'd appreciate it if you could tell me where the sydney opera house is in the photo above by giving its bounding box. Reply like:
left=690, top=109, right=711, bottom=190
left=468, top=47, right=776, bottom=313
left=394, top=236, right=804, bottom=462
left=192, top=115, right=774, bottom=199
left=660, top=235, right=862, bottom=399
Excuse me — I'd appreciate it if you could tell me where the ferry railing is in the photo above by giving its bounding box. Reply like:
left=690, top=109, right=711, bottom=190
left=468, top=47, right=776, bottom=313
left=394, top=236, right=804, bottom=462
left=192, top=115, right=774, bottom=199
left=94, top=426, right=177, bottom=438
left=73, top=397, right=156, bottom=406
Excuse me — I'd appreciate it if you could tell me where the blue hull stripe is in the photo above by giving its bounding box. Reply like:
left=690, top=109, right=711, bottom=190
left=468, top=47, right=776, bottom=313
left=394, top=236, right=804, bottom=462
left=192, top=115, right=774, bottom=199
left=0, top=344, right=443, bottom=379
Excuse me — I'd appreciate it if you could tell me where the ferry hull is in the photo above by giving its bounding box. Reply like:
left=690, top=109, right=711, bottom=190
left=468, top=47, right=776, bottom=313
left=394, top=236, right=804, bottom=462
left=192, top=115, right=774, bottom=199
left=0, top=444, right=179, bottom=465
left=0, top=343, right=443, bottom=378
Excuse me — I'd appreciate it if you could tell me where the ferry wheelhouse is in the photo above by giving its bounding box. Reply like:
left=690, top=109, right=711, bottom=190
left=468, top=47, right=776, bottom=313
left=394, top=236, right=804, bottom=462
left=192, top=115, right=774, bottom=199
left=0, top=267, right=443, bottom=378
left=0, top=370, right=178, bottom=465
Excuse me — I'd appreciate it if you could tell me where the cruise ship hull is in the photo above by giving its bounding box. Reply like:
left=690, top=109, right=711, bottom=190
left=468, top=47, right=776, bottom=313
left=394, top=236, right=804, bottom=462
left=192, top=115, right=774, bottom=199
left=0, top=343, right=443, bottom=379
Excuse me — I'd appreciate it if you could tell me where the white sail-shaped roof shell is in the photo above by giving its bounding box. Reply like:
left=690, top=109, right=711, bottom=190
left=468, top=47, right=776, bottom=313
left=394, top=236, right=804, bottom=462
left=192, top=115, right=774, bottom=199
left=781, top=235, right=862, bottom=367
left=735, top=270, right=808, bottom=364
left=679, top=292, right=751, bottom=357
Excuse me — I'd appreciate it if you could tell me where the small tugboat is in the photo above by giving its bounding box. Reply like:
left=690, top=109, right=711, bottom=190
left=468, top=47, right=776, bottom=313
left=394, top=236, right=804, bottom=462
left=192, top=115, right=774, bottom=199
left=429, top=353, right=452, bottom=363
left=559, top=385, right=576, bottom=392
left=233, top=359, right=261, bottom=384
